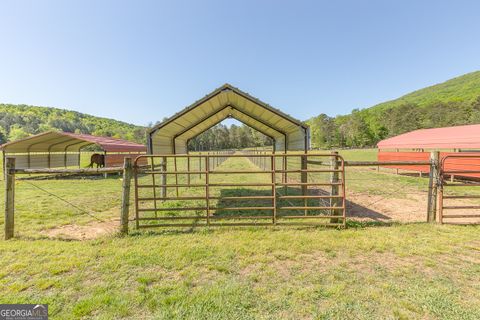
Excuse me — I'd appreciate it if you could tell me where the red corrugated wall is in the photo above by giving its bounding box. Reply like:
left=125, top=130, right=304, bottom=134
left=378, top=151, right=480, bottom=178
left=105, top=153, right=148, bottom=167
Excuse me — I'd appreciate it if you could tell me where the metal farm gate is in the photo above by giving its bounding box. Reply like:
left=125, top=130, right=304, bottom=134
left=133, top=152, right=346, bottom=228
left=439, top=154, right=480, bottom=224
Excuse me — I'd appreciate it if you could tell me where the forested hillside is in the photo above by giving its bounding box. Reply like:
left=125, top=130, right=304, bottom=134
left=0, top=103, right=272, bottom=150
left=307, top=71, right=480, bottom=148
left=0, top=104, right=146, bottom=144
left=3, top=70, right=480, bottom=149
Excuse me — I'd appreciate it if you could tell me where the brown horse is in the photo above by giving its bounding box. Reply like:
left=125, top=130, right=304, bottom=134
left=87, top=153, right=105, bottom=168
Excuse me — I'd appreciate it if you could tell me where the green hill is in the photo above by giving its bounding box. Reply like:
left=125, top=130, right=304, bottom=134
left=3, top=71, right=480, bottom=149
left=0, top=104, right=146, bottom=144
left=370, top=71, right=480, bottom=111
left=307, top=71, right=480, bottom=149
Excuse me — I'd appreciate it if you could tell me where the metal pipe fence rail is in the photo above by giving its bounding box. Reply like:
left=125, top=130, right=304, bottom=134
left=241, top=151, right=443, bottom=223
left=6, top=150, right=472, bottom=240
left=439, top=154, right=480, bottom=224
left=133, top=153, right=347, bottom=228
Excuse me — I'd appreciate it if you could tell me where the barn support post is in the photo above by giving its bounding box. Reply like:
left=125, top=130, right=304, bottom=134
left=2, top=150, right=5, bottom=180
left=283, top=153, right=288, bottom=195
left=120, top=157, right=132, bottom=234
left=198, top=152, right=202, bottom=179
left=187, top=152, right=191, bottom=186
left=103, top=151, right=108, bottom=179
left=174, top=156, right=179, bottom=197
left=5, top=158, right=15, bottom=240
left=330, top=151, right=340, bottom=224
left=427, top=151, right=440, bottom=223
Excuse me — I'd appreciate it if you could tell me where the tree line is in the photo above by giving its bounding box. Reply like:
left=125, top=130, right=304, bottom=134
left=3, top=94, right=480, bottom=151
left=187, top=123, right=272, bottom=151
left=0, top=104, right=146, bottom=144
left=307, top=96, right=480, bottom=149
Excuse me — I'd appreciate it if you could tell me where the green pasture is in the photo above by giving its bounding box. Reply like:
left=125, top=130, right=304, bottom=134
left=0, top=149, right=479, bottom=319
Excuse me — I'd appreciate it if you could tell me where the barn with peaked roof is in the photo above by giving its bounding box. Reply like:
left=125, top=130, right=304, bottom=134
left=147, top=84, right=310, bottom=154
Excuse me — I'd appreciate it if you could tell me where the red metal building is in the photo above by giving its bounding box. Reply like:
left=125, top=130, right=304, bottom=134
left=377, top=124, right=480, bottom=178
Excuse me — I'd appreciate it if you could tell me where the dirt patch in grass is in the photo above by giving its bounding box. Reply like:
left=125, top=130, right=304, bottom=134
left=41, top=219, right=119, bottom=240
left=347, top=191, right=480, bottom=224
left=347, top=192, right=427, bottom=222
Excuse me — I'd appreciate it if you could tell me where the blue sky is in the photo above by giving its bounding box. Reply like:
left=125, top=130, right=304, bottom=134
left=1, top=0, right=479, bottom=126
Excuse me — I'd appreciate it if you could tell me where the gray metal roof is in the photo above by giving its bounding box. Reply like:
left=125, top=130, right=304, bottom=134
left=1, top=131, right=146, bottom=153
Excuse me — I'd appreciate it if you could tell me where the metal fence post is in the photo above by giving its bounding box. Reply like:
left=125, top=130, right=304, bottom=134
left=120, top=157, right=132, bottom=234
left=271, top=155, right=276, bottom=224
left=301, top=154, right=308, bottom=215
left=205, top=155, right=210, bottom=226
left=427, top=151, right=440, bottom=222
left=5, top=158, right=15, bottom=240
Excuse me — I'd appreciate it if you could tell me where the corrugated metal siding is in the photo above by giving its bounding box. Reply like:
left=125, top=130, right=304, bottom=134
left=105, top=153, right=147, bottom=167
left=6, top=153, right=79, bottom=169
left=287, top=129, right=307, bottom=151
left=378, top=151, right=480, bottom=178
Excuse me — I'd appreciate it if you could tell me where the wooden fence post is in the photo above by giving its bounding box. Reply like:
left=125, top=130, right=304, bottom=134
left=160, top=156, right=167, bottom=199
left=5, top=158, right=15, bottom=240
left=427, top=151, right=440, bottom=222
left=120, top=157, right=132, bottom=234
left=330, top=151, right=340, bottom=223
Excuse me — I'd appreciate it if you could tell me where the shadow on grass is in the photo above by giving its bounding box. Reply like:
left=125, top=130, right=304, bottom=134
left=215, top=186, right=392, bottom=221
left=135, top=186, right=395, bottom=233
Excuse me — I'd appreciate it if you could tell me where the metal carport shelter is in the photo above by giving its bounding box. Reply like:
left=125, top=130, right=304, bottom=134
left=1, top=131, right=146, bottom=169
left=148, top=84, right=310, bottom=154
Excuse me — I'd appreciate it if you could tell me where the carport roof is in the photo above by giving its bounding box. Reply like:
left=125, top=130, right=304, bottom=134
left=1, top=131, right=146, bottom=153
left=148, top=83, right=308, bottom=141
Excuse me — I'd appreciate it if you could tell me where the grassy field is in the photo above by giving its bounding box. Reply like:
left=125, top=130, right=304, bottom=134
left=1, top=225, right=479, bottom=319
left=0, top=149, right=479, bottom=319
